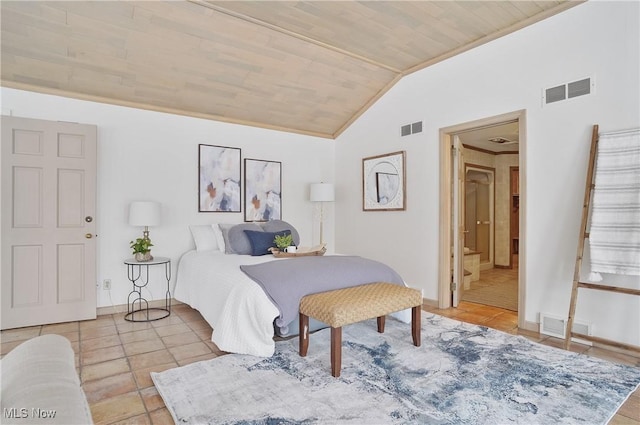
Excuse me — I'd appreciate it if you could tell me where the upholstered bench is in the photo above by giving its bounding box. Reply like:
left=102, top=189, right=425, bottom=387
left=299, top=282, right=422, bottom=377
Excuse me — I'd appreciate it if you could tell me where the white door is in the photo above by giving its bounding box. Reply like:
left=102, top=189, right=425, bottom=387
left=1, top=116, right=97, bottom=329
left=451, top=136, right=465, bottom=307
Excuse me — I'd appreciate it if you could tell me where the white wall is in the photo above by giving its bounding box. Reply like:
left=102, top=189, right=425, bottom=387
left=1, top=88, right=335, bottom=309
left=335, top=2, right=640, bottom=346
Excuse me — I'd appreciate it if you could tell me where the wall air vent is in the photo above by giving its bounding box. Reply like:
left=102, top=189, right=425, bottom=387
left=539, top=312, right=592, bottom=344
left=401, top=121, right=423, bottom=137
left=543, top=77, right=594, bottom=106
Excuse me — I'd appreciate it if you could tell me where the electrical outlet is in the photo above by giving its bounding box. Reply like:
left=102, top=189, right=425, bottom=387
left=103, top=279, right=111, bottom=290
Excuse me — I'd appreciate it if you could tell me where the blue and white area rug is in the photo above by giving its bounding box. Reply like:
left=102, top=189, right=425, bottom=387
left=152, top=313, right=640, bottom=424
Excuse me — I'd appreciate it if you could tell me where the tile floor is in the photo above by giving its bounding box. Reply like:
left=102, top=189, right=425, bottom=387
left=1, top=301, right=638, bottom=425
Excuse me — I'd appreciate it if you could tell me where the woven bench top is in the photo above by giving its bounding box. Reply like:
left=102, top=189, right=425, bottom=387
left=299, top=282, right=422, bottom=328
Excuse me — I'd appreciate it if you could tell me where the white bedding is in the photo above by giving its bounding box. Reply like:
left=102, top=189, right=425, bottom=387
left=174, top=250, right=411, bottom=357
left=174, top=250, right=282, bottom=357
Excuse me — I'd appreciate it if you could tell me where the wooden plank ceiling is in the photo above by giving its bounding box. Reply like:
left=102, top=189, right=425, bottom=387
left=1, top=1, right=578, bottom=139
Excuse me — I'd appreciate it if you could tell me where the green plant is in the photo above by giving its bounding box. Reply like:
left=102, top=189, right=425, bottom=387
left=130, top=237, right=153, bottom=254
left=273, top=233, right=293, bottom=251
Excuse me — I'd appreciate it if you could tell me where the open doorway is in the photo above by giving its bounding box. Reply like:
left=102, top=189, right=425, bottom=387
left=438, top=110, right=526, bottom=327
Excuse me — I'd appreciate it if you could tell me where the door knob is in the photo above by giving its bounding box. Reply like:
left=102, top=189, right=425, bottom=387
left=85, top=233, right=93, bottom=239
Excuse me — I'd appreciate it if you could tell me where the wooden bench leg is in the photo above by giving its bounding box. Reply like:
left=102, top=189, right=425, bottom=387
left=377, top=315, right=385, bottom=333
left=412, top=306, right=421, bottom=347
left=299, top=313, right=309, bottom=357
left=331, top=327, right=342, bottom=377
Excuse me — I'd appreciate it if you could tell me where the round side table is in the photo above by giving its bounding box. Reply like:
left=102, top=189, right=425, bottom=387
left=124, top=256, right=171, bottom=322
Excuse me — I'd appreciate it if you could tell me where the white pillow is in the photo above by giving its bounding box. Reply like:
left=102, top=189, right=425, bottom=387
left=189, top=225, right=219, bottom=252
left=212, top=224, right=226, bottom=253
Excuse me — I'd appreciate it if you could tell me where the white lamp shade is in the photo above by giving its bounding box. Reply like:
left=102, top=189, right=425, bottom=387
left=129, top=201, right=161, bottom=226
left=310, top=183, right=335, bottom=202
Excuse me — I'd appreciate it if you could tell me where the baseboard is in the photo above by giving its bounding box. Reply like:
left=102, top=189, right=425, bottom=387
left=522, top=319, right=539, bottom=333
left=422, top=298, right=439, bottom=308
left=494, top=264, right=511, bottom=269
left=97, top=298, right=183, bottom=317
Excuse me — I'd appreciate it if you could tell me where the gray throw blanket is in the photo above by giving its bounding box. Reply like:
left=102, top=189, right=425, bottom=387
left=240, top=255, right=404, bottom=335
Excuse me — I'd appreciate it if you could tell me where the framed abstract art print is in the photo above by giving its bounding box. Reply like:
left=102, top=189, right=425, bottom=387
left=198, top=144, right=241, bottom=212
left=244, top=158, right=282, bottom=222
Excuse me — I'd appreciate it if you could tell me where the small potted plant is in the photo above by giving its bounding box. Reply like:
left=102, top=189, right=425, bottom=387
left=273, top=233, right=293, bottom=252
left=130, top=237, right=154, bottom=262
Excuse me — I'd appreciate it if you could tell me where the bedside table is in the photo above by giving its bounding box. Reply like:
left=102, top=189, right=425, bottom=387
left=124, top=256, right=171, bottom=322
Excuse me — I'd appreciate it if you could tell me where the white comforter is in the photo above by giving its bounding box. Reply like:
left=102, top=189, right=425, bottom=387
left=174, top=250, right=282, bottom=357
left=174, top=250, right=411, bottom=357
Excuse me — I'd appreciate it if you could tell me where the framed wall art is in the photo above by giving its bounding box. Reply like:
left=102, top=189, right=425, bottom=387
left=198, top=144, right=241, bottom=212
left=362, top=150, right=406, bottom=211
left=244, top=158, right=282, bottom=222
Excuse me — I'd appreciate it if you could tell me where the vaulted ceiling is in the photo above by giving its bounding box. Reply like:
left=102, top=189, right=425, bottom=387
left=1, top=1, right=579, bottom=139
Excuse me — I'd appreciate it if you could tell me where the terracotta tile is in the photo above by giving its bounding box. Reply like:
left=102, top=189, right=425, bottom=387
left=0, top=326, right=41, bottom=343
left=119, top=328, right=159, bottom=344
left=117, top=321, right=155, bottom=334
left=168, top=341, right=212, bottom=361
left=150, top=315, right=184, bottom=328
left=149, top=407, right=174, bottom=425
left=43, top=330, right=80, bottom=342
left=41, top=321, right=79, bottom=334
left=81, top=334, right=122, bottom=352
left=82, top=372, right=137, bottom=403
left=170, top=303, right=194, bottom=313
left=140, top=386, right=166, bottom=412
left=81, top=324, right=118, bottom=340
left=89, top=391, right=146, bottom=425
left=192, top=327, right=214, bottom=340
left=80, top=315, right=116, bottom=330
left=82, top=344, right=126, bottom=365
left=177, top=351, right=220, bottom=366
left=68, top=340, right=80, bottom=355
left=185, top=319, right=213, bottom=331
left=81, top=358, right=131, bottom=383
left=109, top=413, right=151, bottom=425
left=154, top=323, right=191, bottom=337
left=179, top=312, right=207, bottom=324
left=2, top=340, right=24, bottom=356
left=128, top=349, right=175, bottom=371
left=123, top=338, right=165, bottom=357
left=133, top=362, right=177, bottom=389
left=161, top=331, right=200, bottom=348
left=203, top=341, right=226, bottom=356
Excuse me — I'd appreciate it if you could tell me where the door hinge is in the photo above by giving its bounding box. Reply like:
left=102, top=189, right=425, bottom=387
left=450, top=281, right=457, bottom=291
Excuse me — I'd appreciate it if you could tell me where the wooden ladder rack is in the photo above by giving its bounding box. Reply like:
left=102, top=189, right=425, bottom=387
left=564, top=124, right=640, bottom=353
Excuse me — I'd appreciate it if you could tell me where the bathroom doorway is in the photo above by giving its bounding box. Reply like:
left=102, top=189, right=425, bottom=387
left=438, top=110, right=525, bottom=326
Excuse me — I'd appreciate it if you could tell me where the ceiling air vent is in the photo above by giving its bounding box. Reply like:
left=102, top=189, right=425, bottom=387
left=401, top=121, right=423, bottom=137
left=488, top=137, right=517, bottom=145
left=543, top=77, right=594, bottom=106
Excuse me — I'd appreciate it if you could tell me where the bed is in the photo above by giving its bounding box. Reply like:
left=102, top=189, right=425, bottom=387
left=175, top=221, right=411, bottom=357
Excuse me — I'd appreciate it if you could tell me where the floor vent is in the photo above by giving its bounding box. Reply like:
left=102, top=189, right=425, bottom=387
left=539, top=313, right=592, bottom=344
left=542, top=77, right=594, bottom=106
